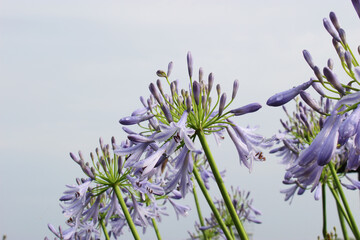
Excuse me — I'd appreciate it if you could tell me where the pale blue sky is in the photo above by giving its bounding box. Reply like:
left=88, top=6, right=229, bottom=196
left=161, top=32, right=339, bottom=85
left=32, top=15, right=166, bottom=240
left=1, top=1, right=360, bottom=239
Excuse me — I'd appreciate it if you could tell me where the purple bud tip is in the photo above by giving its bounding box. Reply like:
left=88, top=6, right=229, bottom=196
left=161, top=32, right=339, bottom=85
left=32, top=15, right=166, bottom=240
left=216, top=84, right=221, bottom=95
left=187, top=51, right=193, bottom=78
left=303, top=50, right=315, bottom=69
left=329, top=12, right=340, bottom=30
left=167, top=61, right=173, bottom=77
left=230, top=103, right=262, bottom=116
left=218, top=93, right=227, bottom=116
left=208, top=73, right=214, bottom=93
left=156, top=70, right=167, bottom=78
left=193, top=81, right=200, bottom=105
left=199, top=67, right=203, bottom=82
left=70, top=152, right=79, bottom=163
left=323, top=67, right=345, bottom=95
left=232, top=79, right=239, bottom=100
left=323, top=18, right=341, bottom=42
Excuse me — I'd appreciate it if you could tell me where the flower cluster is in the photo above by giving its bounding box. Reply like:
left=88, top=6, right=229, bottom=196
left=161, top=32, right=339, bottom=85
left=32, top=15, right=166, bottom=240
left=188, top=187, right=261, bottom=240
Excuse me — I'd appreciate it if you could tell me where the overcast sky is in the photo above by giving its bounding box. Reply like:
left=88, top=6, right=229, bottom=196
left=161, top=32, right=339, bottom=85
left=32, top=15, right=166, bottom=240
left=1, top=1, right=360, bottom=239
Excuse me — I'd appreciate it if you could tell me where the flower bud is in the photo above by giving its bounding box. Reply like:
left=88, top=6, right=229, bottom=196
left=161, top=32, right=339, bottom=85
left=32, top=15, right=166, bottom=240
left=216, top=84, right=221, bottom=96
left=149, top=82, right=163, bottom=105
left=311, top=81, right=325, bottom=97
left=218, top=93, right=227, bottom=116
left=339, top=28, right=347, bottom=45
left=186, top=96, right=192, bottom=112
left=327, top=58, right=334, bottom=70
left=303, top=50, right=315, bottom=69
left=323, top=18, right=341, bottom=42
left=167, top=61, right=173, bottom=77
left=161, top=104, right=173, bottom=123
left=156, top=79, right=164, bottom=95
left=193, top=81, right=200, bottom=105
left=352, top=0, right=360, bottom=18
left=232, top=79, right=239, bottom=100
left=345, top=51, right=352, bottom=70
left=118, top=156, right=123, bottom=174
left=230, top=103, right=262, bottom=116
left=300, top=91, right=324, bottom=114
left=187, top=51, right=193, bottom=78
left=323, top=67, right=345, bottom=95
left=329, top=12, right=340, bottom=30
left=199, top=67, right=203, bottom=82
left=156, top=70, right=167, bottom=78
left=119, top=114, right=154, bottom=125
left=313, top=66, right=324, bottom=84
left=208, top=73, right=214, bottom=93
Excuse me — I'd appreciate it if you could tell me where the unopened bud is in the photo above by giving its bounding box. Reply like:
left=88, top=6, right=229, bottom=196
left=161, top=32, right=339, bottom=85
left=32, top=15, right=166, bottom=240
left=300, top=90, right=324, bottom=115
left=149, top=82, right=163, bottom=105
left=161, top=104, right=173, bottom=123
left=167, top=61, right=173, bottom=77
left=216, top=84, right=221, bottom=96
left=323, top=67, right=345, bottom=95
left=156, top=79, right=164, bottom=95
left=312, top=81, right=325, bottom=97
left=329, top=12, right=340, bottom=30
left=156, top=70, right=167, bottom=78
left=303, top=50, right=315, bottom=69
left=327, top=58, right=334, bottom=70
left=345, top=51, right=352, bottom=70
left=70, top=152, right=79, bottom=164
left=232, top=79, right=239, bottom=100
left=313, top=66, right=324, bottom=84
left=193, top=81, right=200, bottom=105
left=339, top=28, right=347, bottom=45
left=199, top=67, right=203, bottom=82
left=187, top=51, right=193, bottom=78
left=118, top=156, right=123, bottom=174
left=323, top=18, right=341, bottom=42
left=218, top=93, right=227, bottom=116
left=208, top=73, right=214, bottom=93
left=186, top=96, right=192, bottom=112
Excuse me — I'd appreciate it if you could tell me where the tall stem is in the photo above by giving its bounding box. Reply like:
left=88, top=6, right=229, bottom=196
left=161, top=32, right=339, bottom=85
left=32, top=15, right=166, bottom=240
left=197, top=130, right=248, bottom=240
left=336, top=198, right=349, bottom=240
left=151, top=218, right=162, bottom=240
left=113, top=185, right=141, bottom=240
left=192, top=180, right=208, bottom=240
left=99, top=216, right=110, bottom=240
left=322, top=183, right=327, bottom=239
left=329, top=162, right=360, bottom=240
left=193, top=166, right=233, bottom=240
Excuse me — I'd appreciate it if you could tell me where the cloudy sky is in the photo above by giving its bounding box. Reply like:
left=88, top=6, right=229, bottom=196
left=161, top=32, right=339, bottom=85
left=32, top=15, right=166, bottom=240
left=1, top=0, right=360, bottom=239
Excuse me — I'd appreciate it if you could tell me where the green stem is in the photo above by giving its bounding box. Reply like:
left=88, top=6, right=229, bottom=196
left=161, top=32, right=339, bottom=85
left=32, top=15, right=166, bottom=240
left=99, top=216, right=110, bottom=240
left=151, top=218, right=162, bottom=240
left=336, top=198, right=349, bottom=240
left=197, top=130, right=248, bottom=240
left=327, top=182, right=352, bottom=228
left=322, top=183, right=327, bottom=239
left=113, top=185, right=141, bottom=240
left=193, top=166, right=233, bottom=240
left=228, top=225, right=235, bottom=239
left=329, top=162, right=360, bottom=240
left=192, top=180, right=208, bottom=240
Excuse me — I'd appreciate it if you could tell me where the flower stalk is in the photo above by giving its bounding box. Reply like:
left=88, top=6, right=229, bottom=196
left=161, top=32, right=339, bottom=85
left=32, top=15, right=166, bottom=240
left=192, top=179, right=208, bottom=240
left=99, top=216, right=110, bottom=240
left=151, top=218, right=162, bottom=240
left=113, top=185, right=141, bottom=240
left=197, top=130, right=248, bottom=240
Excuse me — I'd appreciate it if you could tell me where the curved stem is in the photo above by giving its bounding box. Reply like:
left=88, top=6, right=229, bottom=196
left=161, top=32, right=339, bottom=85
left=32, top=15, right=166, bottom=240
left=151, top=218, right=162, bottom=240
left=99, top=216, right=110, bottom=240
left=113, top=185, right=141, bottom=240
left=329, top=162, right=360, bottom=240
left=197, top=130, right=248, bottom=240
left=192, top=180, right=208, bottom=240
left=193, top=166, right=233, bottom=240
left=322, top=183, right=327, bottom=239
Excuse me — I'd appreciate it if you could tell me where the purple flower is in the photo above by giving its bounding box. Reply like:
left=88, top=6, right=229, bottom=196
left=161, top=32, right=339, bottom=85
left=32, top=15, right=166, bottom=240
left=352, top=0, right=360, bottom=18
left=119, top=114, right=154, bottom=125
left=168, top=198, right=191, bottom=220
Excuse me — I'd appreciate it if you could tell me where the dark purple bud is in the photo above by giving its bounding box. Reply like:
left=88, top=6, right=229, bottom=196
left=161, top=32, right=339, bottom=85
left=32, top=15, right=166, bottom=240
left=266, top=79, right=313, bottom=106
left=339, top=28, right=347, bottom=45
left=193, top=81, right=200, bottom=105
left=323, top=18, right=341, bottom=42
left=70, top=152, right=80, bottom=164
left=312, top=81, right=325, bottom=97
left=161, top=104, right=173, bottom=123
left=170, top=82, right=177, bottom=97
left=187, top=51, right=193, bottom=78
left=352, top=0, right=360, bottom=18
left=202, top=95, right=206, bottom=109
left=345, top=51, right=352, bottom=69
left=303, top=50, right=315, bottom=69
left=230, top=103, right=262, bottom=116
left=119, top=114, right=154, bottom=125
left=323, top=67, right=345, bottom=95
left=300, top=91, right=324, bottom=114
left=216, top=84, right=221, bottom=96
left=167, top=61, right=173, bottom=77
left=232, top=79, right=239, bottom=100
left=149, top=82, right=163, bottom=105
left=208, top=73, right=214, bottom=93
left=199, top=67, right=203, bottom=82
left=329, top=12, right=340, bottom=30
left=156, top=70, right=167, bottom=78
left=327, top=58, right=334, bottom=70
left=218, top=93, right=227, bottom=116
left=313, top=66, right=324, bottom=84
left=280, top=119, right=291, bottom=132
left=156, top=79, right=164, bottom=95
left=325, top=98, right=331, bottom=113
